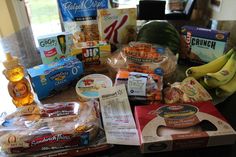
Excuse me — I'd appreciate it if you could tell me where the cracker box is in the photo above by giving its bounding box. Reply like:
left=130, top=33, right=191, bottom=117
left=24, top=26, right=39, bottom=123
left=38, top=32, right=73, bottom=64
left=27, top=56, right=83, bottom=100
left=180, top=26, right=230, bottom=64
left=97, top=8, right=137, bottom=44
left=135, top=101, right=236, bottom=153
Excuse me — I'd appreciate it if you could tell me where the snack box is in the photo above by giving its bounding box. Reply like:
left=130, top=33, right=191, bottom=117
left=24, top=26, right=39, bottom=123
left=38, top=32, right=73, bottom=64
left=27, top=56, right=83, bottom=100
left=97, top=8, right=137, bottom=44
left=180, top=26, right=230, bottom=64
left=135, top=101, right=236, bottom=153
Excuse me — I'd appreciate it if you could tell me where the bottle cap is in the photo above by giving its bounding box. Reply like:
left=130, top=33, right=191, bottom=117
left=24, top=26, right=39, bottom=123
left=2, top=52, right=19, bottom=70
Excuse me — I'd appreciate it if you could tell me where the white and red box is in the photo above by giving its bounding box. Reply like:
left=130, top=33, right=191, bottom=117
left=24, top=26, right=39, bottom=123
left=135, top=101, right=236, bottom=153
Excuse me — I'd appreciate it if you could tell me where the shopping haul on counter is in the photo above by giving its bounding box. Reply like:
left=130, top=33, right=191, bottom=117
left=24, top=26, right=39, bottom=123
left=1, top=0, right=236, bottom=156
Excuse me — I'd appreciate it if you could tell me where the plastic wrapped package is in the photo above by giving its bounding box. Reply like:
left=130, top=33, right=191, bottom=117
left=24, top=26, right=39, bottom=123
left=107, top=42, right=177, bottom=83
left=115, top=70, right=163, bottom=102
left=0, top=101, right=105, bottom=156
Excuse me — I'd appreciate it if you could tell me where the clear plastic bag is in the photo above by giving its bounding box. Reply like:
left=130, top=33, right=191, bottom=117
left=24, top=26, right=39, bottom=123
left=0, top=101, right=104, bottom=155
left=107, top=42, right=178, bottom=83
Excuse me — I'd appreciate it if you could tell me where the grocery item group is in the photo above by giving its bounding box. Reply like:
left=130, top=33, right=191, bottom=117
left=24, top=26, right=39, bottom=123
left=1, top=0, right=236, bottom=156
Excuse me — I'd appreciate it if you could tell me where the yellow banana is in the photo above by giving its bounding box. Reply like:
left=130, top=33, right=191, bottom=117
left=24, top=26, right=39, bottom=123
left=204, top=51, right=236, bottom=88
left=185, top=48, right=234, bottom=79
left=215, top=72, right=236, bottom=97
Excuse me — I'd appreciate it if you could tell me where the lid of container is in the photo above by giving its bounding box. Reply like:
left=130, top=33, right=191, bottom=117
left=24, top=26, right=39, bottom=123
left=2, top=52, right=19, bottom=70
left=76, top=74, right=113, bottom=99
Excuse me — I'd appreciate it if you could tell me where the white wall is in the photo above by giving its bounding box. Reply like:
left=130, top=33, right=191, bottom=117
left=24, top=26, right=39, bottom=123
left=211, top=0, right=236, bottom=20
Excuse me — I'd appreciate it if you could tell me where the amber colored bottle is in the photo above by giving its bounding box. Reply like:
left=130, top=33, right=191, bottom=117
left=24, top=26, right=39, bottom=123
left=2, top=52, right=34, bottom=107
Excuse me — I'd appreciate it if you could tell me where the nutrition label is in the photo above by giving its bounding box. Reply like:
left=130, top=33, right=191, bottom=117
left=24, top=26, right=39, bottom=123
left=99, top=84, right=139, bottom=145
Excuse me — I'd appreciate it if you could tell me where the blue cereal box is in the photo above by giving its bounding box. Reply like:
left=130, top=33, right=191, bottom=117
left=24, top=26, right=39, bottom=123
left=27, top=56, right=83, bottom=100
left=180, top=26, right=230, bottom=64
left=38, top=32, right=73, bottom=64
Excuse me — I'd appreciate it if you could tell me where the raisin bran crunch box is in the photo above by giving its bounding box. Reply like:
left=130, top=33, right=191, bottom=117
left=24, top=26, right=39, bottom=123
left=135, top=101, right=236, bottom=153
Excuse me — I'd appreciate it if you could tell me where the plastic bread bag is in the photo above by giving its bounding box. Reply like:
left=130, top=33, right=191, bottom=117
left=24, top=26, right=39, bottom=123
left=114, top=70, right=163, bottom=102
left=0, top=101, right=105, bottom=155
left=107, top=42, right=178, bottom=84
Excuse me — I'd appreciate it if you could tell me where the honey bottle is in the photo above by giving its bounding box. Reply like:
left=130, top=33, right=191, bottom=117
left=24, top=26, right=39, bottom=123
left=2, top=52, right=34, bottom=107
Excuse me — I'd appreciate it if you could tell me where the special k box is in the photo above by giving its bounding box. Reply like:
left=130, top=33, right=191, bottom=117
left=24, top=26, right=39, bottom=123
left=97, top=8, right=137, bottom=44
left=134, top=101, right=236, bottom=153
left=38, top=32, right=73, bottom=64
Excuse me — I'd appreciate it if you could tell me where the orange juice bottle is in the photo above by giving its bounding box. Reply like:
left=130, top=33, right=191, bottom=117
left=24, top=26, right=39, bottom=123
left=2, top=52, right=34, bottom=107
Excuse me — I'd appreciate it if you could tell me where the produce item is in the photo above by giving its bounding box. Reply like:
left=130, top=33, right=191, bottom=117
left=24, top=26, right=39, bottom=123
left=0, top=101, right=102, bottom=154
left=136, top=21, right=181, bottom=54
left=57, top=0, right=109, bottom=43
left=108, top=42, right=177, bottom=82
left=180, top=25, right=230, bottom=64
left=215, top=73, right=236, bottom=97
left=135, top=101, right=236, bottom=153
left=97, top=8, right=137, bottom=44
left=163, top=77, right=212, bottom=104
left=76, top=74, right=113, bottom=101
left=204, top=52, right=236, bottom=88
left=115, top=70, right=163, bottom=101
left=37, top=32, right=73, bottom=64
left=2, top=53, right=34, bottom=107
left=27, top=56, right=83, bottom=100
left=186, top=48, right=234, bottom=79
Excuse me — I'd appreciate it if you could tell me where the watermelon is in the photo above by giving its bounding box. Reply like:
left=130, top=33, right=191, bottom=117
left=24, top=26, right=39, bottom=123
left=136, top=21, right=181, bottom=54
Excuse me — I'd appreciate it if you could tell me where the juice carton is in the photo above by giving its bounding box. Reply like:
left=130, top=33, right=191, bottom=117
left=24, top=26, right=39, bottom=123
left=38, top=32, right=73, bottom=64
left=27, top=57, right=83, bottom=100
left=97, top=8, right=137, bottom=44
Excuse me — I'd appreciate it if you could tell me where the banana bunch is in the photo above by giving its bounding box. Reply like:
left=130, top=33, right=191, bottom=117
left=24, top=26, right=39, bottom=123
left=186, top=48, right=236, bottom=97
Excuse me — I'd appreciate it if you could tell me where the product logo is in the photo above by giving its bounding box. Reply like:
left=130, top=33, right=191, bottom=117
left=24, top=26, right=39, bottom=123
left=44, top=48, right=58, bottom=57
left=13, top=82, right=28, bottom=98
left=62, top=0, right=106, bottom=13
left=49, top=71, right=69, bottom=81
left=82, top=47, right=100, bottom=65
left=40, top=39, right=57, bottom=47
left=30, top=134, right=71, bottom=146
left=157, top=104, right=198, bottom=119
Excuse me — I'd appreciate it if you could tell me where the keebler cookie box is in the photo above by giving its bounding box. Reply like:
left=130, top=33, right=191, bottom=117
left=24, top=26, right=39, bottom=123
left=38, top=32, right=73, bottom=64
left=27, top=56, right=83, bottom=100
left=180, top=26, right=230, bottom=64
left=135, top=101, right=236, bottom=153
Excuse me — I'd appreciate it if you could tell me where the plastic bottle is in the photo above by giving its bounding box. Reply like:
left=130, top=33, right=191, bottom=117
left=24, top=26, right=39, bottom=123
left=2, top=52, right=34, bottom=107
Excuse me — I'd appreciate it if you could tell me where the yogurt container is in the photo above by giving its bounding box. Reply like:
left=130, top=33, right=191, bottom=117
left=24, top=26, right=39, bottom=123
left=76, top=74, right=113, bottom=101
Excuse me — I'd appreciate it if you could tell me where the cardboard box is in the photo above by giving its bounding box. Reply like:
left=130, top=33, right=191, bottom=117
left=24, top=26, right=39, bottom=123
left=135, top=101, right=236, bottom=153
left=97, top=8, right=137, bottom=44
left=180, top=26, right=230, bottom=64
left=38, top=32, right=73, bottom=64
left=27, top=57, right=83, bottom=100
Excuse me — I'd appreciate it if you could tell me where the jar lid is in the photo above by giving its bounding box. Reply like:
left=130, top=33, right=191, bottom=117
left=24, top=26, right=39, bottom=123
left=76, top=74, right=113, bottom=100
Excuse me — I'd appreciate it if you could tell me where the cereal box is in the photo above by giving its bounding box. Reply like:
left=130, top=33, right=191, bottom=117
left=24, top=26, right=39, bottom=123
left=38, top=32, right=73, bottom=64
left=135, top=101, right=236, bottom=153
left=97, top=8, right=137, bottom=44
left=180, top=26, right=230, bottom=64
left=57, top=0, right=109, bottom=43
left=27, top=56, right=83, bottom=100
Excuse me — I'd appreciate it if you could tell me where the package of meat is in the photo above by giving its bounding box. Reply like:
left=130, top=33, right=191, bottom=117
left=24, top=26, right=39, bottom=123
left=114, top=70, right=163, bottom=102
left=0, top=101, right=104, bottom=155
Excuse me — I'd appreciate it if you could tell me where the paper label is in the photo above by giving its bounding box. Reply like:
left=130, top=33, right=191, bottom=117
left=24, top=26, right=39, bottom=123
left=127, top=72, right=147, bottom=96
left=99, top=84, right=139, bottom=145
